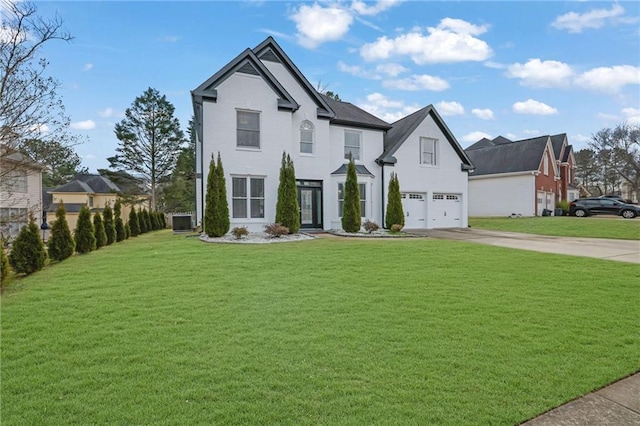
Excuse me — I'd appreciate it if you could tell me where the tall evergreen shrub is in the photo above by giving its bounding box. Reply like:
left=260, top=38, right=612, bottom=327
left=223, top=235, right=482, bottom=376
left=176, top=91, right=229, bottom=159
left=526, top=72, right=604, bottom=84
left=0, top=243, right=9, bottom=288
left=124, top=222, right=131, bottom=239
left=103, top=202, right=116, bottom=245
left=9, top=213, right=47, bottom=274
left=75, top=206, right=96, bottom=254
left=93, top=212, right=107, bottom=248
left=139, top=208, right=149, bottom=233
left=204, top=153, right=230, bottom=237
left=48, top=202, right=75, bottom=261
left=150, top=211, right=159, bottom=230
left=275, top=152, right=300, bottom=234
left=114, top=199, right=125, bottom=242
left=144, top=208, right=152, bottom=232
left=129, top=206, right=140, bottom=237
left=341, top=157, right=361, bottom=232
left=385, top=172, right=405, bottom=229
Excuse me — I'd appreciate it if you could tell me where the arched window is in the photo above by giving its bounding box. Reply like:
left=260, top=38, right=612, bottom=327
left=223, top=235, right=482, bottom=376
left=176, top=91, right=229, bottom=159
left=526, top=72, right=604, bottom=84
left=300, top=121, right=314, bottom=154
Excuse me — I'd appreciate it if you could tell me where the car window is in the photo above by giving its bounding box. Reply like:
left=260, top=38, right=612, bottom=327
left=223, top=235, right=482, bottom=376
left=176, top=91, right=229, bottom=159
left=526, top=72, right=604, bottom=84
left=600, top=199, right=616, bottom=206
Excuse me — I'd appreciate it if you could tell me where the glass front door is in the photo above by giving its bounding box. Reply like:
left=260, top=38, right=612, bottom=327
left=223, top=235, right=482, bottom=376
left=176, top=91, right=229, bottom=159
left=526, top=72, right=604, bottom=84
left=297, top=182, right=323, bottom=229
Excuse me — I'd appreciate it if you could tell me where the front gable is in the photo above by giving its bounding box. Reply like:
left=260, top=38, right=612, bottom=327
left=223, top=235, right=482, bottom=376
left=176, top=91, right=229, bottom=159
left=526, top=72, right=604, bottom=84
left=536, top=138, right=560, bottom=179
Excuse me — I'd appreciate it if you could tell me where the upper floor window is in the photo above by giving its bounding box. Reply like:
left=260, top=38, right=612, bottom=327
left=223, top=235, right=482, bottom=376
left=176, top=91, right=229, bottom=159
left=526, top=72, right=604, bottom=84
left=237, top=110, right=260, bottom=148
left=420, top=137, right=437, bottom=166
left=344, top=130, right=361, bottom=160
left=300, top=121, right=314, bottom=154
left=1, top=169, right=27, bottom=193
left=543, top=152, right=549, bottom=176
left=88, top=196, right=94, bottom=207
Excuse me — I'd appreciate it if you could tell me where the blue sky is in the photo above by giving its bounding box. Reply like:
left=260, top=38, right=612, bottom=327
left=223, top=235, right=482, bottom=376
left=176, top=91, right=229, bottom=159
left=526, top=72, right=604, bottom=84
left=30, top=1, right=640, bottom=172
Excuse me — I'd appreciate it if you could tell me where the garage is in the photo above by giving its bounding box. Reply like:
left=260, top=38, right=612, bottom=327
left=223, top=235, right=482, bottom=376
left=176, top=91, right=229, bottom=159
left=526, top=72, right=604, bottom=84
left=401, top=193, right=426, bottom=228
left=431, top=193, right=462, bottom=228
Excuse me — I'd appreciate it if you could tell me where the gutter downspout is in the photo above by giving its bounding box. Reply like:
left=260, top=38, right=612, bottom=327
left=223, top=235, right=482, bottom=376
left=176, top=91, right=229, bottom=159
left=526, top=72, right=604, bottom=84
left=376, top=158, right=385, bottom=226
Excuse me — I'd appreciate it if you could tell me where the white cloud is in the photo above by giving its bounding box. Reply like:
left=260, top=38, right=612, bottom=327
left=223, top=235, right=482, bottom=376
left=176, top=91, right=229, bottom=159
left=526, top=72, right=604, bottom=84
left=552, top=4, right=626, bottom=33
left=572, top=134, right=590, bottom=143
left=575, top=65, right=640, bottom=93
left=512, top=99, right=558, bottom=115
left=83, top=63, right=93, bottom=72
left=471, top=108, right=494, bottom=120
left=70, top=119, right=97, bottom=130
left=30, top=123, right=50, bottom=134
left=84, top=154, right=97, bottom=160
left=506, top=133, right=517, bottom=140
left=290, top=3, right=353, bottom=48
left=483, top=61, right=506, bottom=70
left=435, top=101, right=464, bottom=116
left=357, top=92, right=420, bottom=123
left=360, top=18, right=492, bottom=64
left=506, top=59, right=574, bottom=88
left=523, top=129, right=541, bottom=135
left=375, top=63, right=409, bottom=77
left=462, top=131, right=491, bottom=143
left=597, top=112, right=619, bottom=121
left=337, top=61, right=381, bottom=80
left=622, top=107, right=640, bottom=124
left=350, top=0, right=402, bottom=16
left=382, top=74, right=450, bottom=91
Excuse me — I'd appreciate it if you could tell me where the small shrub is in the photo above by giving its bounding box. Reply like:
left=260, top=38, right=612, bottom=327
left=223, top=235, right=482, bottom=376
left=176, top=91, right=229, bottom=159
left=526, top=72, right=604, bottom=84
left=124, top=222, right=131, bottom=239
left=264, top=223, right=289, bottom=238
left=390, top=224, right=403, bottom=233
left=363, top=220, right=380, bottom=233
left=8, top=214, right=47, bottom=275
left=48, top=202, right=75, bottom=261
left=558, top=200, right=569, bottom=215
left=103, top=203, right=116, bottom=245
left=93, top=212, right=107, bottom=249
left=75, top=206, right=97, bottom=254
left=231, top=226, right=249, bottom=239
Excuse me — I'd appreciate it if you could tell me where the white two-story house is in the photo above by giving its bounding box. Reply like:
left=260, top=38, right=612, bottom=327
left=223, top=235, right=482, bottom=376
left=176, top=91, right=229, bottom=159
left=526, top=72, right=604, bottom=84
left=192, top=37, right=473, bottom=232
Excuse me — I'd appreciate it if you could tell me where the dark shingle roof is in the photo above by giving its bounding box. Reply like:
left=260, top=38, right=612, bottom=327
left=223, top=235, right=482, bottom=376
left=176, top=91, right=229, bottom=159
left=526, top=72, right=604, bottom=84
left=466, top=136, right=549, bottom=176
left=550, top=133, right=567, bottom=160
left=562, top=144, right=573, bottom=162
left=379, top=105, right=473, bottom=168
left=50, top=174, right=120, bottom=194
left=331, top=163, right=374, bottom=177
left=466, top=136, right=512, bottom=151
left=52, top=180, right=93, bottom=193
left=42, top=188, right=53, bottom=210
left=320, top=94, right=390, bottom=130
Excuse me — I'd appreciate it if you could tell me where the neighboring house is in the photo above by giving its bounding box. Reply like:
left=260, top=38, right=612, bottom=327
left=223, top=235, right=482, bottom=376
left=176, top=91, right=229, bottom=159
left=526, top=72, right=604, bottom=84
left=191, top=37, right=473, bottom=231
left=0, top=149, right=44, bottom=240
left=465, top=135, right=567, bottom=217
left=47, top=174, right=147, bottom=231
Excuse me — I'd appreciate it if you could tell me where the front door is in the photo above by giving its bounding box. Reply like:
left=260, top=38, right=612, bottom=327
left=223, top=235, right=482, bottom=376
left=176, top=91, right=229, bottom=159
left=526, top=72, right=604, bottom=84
left=297, top=181, right=323, bottom=229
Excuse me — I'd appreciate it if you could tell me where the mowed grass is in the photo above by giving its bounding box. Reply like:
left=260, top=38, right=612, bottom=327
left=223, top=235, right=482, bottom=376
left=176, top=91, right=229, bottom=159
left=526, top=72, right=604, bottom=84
left=470, top=216, right=640, bottom=240
left=2, top=231, right=639, bottom=425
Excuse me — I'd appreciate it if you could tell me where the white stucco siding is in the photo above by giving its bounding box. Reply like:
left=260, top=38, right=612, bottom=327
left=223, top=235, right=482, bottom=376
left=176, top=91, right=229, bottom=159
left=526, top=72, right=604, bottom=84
left=384, top=115, right=469, bottom=228
left=468, top=174, right=535, bottom=217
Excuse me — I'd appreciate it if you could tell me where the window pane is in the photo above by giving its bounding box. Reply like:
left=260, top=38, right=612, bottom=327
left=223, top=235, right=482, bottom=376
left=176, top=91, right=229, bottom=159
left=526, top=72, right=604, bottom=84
left=250, top=178, right=264, bottom=198
left=232, top=178, right=247, bottom=197
left=301, top=142, right=313, bottom=153
left=250, top=199, right=264, bottom=218
left=237, top=111, right=259, bottom=130
left=301, top=130, right=313, bottom=143
left=237, top=129, right=260, bottom=147
left=344, top=132, right=361, bottom=160
left=233, top=200, right=247, bottom=218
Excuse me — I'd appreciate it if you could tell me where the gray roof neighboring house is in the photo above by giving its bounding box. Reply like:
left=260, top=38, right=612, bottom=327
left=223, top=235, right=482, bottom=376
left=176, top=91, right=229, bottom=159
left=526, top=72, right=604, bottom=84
left=466, top=136, right=550, bottom=176
left=49, top=174, right=121, bottom=194
left=379, top=105, right=473, bottom=169
left=320, top=94, right=390, bottom=131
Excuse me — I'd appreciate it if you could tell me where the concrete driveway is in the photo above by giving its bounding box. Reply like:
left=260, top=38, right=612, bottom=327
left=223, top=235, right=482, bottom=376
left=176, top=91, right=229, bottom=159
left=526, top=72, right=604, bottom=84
left=407, top=228, right=640, bottom=263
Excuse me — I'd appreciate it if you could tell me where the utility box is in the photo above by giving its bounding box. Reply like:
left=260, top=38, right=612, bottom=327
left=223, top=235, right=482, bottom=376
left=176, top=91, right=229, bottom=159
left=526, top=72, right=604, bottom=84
left=172, top=214, right=193, bottom=232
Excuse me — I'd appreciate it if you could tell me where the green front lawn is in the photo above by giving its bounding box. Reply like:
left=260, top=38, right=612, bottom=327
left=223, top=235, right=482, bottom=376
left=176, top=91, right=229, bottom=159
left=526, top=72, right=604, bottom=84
left=2, top=232, right=638, bottom=424
left=470, top=216, right=640, bottom=240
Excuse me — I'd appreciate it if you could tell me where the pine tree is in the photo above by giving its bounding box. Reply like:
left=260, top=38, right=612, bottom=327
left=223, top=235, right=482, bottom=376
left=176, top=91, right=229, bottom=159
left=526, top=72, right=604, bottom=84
left=75, top=206, right=96, bottom=254
left=204, top=153, right=230, bottom=237
left=93, top=212, right=107, bottom=248
left=48, top=202, right=75, bottom=261
left=114, top=199, right=125, bottom=242
left=1, top=240, right=10, bottom=288
left=129, top=206, right=140, bottom=237
left=139, top=208, right=149, bottom=233
left=341, top=157, right=361, bottom=232
left=385, top=172, right=405, bottom=229
left=9, top=213, right=47, bottom=274
left=103, top=202, right=116, bottom=245
left=276, top=152, right=300, bottom=234
left=124, top=222, right=131, bottom=239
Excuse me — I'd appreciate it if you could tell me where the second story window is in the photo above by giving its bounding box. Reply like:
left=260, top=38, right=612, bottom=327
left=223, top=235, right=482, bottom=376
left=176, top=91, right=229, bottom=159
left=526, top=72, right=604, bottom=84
left=300, top=121, right=314, bottom=154
left=1, top=169, right=27, bottom=193
left=88, top=196, right=94, bottom=207
left=420, top=137, right=437, bottom=166
left=344, top=130, right=361, bottom=160
left=237, top=110, right=260, bottom=148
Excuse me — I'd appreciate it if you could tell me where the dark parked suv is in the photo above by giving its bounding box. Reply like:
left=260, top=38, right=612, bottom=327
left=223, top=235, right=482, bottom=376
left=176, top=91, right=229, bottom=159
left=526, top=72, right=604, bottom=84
left=569, top=197, right=640, bottom=219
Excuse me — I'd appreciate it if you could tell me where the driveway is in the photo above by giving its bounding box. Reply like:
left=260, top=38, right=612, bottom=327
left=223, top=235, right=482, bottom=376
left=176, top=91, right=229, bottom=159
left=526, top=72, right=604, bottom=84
left=406, top=228, right=640, bottom=263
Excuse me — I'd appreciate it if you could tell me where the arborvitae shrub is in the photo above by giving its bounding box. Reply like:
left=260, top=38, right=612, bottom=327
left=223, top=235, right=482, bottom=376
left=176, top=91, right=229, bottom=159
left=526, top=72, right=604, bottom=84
left=103, top=203, right=116, bottom=245
left=1, top=241, right=10, bottom=288
left=75, top=206, right=96, bottom=254
left=129, top=207, right=140, bottom=237
left=114, top=199, right=125, bottom=242
left=385, top=172, right=404, bottom=229
left=341, top=157, right=361, bottom=232
left=159, top=212, right=166, bottom=229
left=93, top=212, right=107, bottom=248
left=275, top=152, right=300, bottom=234
left=124, top=222, right=131, bottom=239
left=9, top=214, right=47, bottom=274
left=204, top=153, right=230, bottom=237
left=48, top=202, right=75, bottom=261
left=139, top=208, right=149, bottom=233
left=143, top=208, right=152, bottom=232
left=150, top=211, right=160, bottom=230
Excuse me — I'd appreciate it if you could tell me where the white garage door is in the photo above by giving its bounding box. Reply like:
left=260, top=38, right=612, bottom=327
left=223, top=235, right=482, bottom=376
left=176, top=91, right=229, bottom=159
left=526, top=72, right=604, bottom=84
left=431, top=194, right=462, bottom=228
left=401, top=193, right=426, bottom=228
